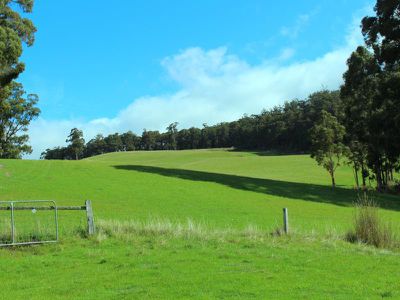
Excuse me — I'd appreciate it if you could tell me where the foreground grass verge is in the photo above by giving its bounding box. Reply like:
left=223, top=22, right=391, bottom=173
left=1, top=220, right=399, bottom=299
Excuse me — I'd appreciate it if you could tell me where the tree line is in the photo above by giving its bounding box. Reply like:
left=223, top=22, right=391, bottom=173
left=40, top=89, right=343, bottom=159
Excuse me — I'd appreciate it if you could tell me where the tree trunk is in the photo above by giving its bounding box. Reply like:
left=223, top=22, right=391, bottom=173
left=353, top=164, right=359, bottom=189
left=361, top=164, right=367, bottom=189
left=330, top=172, right=336, bottom=189
left=376, top=165, right=383, bottom=191
left=381, top=168, right=386, bottom=188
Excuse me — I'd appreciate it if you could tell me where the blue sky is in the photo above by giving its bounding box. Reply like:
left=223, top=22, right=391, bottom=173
left=19, top=0, right=373, bottom=158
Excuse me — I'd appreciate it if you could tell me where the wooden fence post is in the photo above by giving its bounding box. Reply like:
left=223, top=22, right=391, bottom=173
left=85, top=200, right=95, bottom=235
left=283, top=208, right=289, bottom=234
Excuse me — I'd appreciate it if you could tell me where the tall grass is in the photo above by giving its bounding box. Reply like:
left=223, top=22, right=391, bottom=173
left=95, top=219, right=352, bottom=248
left=95, top=219, right=281, bottom=243
left=346, top=193, right=398, bottom=249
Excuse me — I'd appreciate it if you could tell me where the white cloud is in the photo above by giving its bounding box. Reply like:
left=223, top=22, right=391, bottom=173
left=26, top=12, right=365, bottom=159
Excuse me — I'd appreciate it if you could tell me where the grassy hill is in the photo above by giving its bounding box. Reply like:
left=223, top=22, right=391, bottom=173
left=1, top=149, right=399, bottom=298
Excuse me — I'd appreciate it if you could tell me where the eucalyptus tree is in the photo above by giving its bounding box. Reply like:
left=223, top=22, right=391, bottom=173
left=66, top=128, right=85, bottom=160
left=141, top=129, right=159, bottom=150
left=120, top=131, right=140, bottom=151
left=84, top=134, right=107, bottom=157
left=0, top=81, right=39, bottom=158
left=0, top=0, right=36, bottom=87
left=310, top=111, right=348, bottom=188
left=104, top=133, right=123, bottom=152
left=166, top=122, right=178, bottom=150
left=341, top=46, right=380, bottom=188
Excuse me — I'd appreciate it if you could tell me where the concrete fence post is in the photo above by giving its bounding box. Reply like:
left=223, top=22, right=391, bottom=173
left=283, top=208, right=289, bottom=234
left=85, top=200, right=95, bottom=235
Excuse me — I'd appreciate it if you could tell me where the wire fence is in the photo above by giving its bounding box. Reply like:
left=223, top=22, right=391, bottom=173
left=0, top=200, right=58, bottom=246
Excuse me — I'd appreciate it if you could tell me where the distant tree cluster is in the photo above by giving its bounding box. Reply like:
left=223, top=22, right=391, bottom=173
left=40, top=89, right=343, bottom=160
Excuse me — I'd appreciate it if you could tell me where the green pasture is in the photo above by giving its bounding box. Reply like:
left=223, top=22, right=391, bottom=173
left=0, top=149, right=398, bottom=234
left=0, top=149, right=399, bottom=299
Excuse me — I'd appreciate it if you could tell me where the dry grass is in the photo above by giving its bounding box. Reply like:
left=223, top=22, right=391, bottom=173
left=95, top=218, right=354, bottom=249
left=95, top=218, right=283, bottom=243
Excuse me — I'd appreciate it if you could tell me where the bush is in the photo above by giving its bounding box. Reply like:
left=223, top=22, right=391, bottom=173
left=346, top=193, right=397, bottom=248
left=387, top=180, right=400, bottom=194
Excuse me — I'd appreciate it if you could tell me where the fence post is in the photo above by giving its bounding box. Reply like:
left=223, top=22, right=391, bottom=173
left=283, top=208, right=289, bottom=234
left=10, top=202, right=15, bottom=243
left=85, top=200, right=95, bottom=235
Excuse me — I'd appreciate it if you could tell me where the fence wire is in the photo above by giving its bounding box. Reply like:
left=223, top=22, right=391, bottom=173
left=0, top=201, right=58, bottom=246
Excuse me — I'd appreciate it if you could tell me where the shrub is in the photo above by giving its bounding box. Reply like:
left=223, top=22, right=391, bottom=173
left=387, top=180, right=400, bottom=194
left=346, top=193, right=397, bottom=248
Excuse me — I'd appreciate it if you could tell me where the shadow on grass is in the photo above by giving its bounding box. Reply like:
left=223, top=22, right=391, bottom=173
left=114, top=165, right=400, bottom=211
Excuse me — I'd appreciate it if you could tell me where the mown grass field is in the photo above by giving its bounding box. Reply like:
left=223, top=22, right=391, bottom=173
left=1, top=149, right=400, bottom=299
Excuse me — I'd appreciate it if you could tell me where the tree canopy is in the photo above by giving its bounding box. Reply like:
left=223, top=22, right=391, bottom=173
left=310, top=110, right=347, bottom=188
left=0, top=0, right=36, bottom=87
left=66, top=128, right=85, bottom=160
left=0, top=81, right=40, bottom=158
left=362, top=0, right=400, bottom=68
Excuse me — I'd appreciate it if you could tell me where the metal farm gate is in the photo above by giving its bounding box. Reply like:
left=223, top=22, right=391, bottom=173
left=0, top=200, right=59, bottom=246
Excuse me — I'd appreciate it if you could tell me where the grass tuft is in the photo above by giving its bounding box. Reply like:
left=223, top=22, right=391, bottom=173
left=346, top=193, right=398, bottom=249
